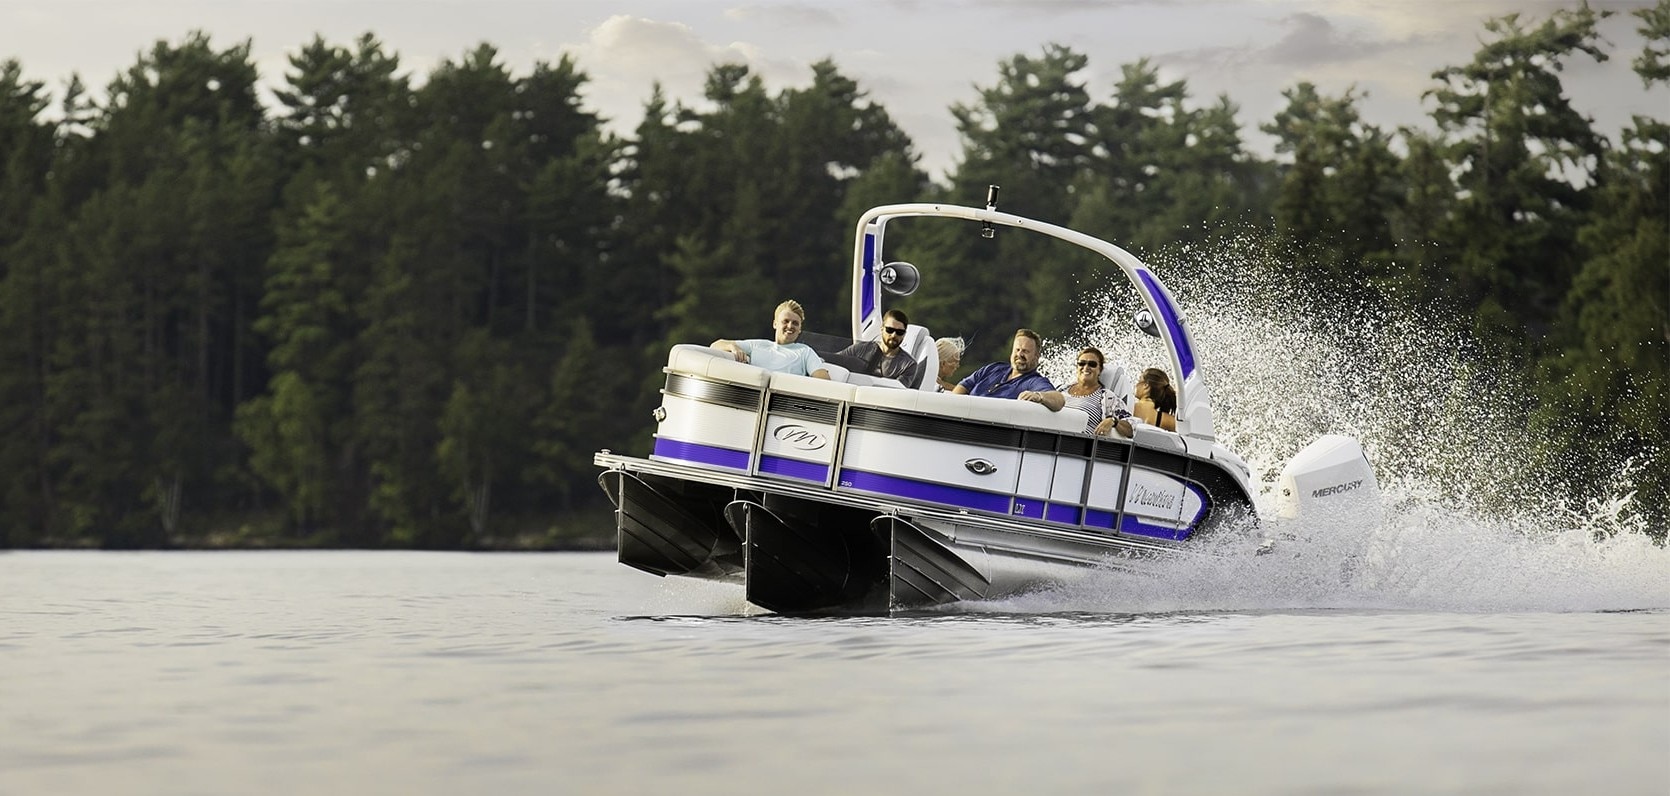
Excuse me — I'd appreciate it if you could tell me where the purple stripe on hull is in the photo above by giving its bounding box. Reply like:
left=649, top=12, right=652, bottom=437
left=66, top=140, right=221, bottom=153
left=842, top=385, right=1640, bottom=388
left=840, top=470, right=1013, bottom=514
left=1045, top=503, right=1083, bottom=525
left=1117, top=484, right=1210, bottom=540
left=653, top=437, right=749, bottom=471
left=759, top=455, right=828, bottom=483
left=1119, top=514, right=1193, bottom=541
left=652, top=442, right=1220, bottom=541
left=1018, top=500, right=1084, bottom=525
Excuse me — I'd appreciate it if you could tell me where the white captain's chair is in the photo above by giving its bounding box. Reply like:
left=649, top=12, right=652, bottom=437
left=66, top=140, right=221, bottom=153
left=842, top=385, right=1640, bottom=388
left=897, top=325, right=936, bottom=390
left=1101, top=361, right=1133, bottom=409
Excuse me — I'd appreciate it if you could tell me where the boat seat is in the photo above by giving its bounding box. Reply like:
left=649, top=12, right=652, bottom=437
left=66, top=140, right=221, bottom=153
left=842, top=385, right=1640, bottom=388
left=1100, top=362, right=1133, bottom=408
left=768, top=370, right=857, bottom=402
left=666, top=344, right=772, bottom=387
left=854, top=385, right=1086, bottom=434
left=788, top=360, right=901, bottom=390
left=898, top=325, right=936, bottom=391
left=843, top=373, right=906, bottom=389
left=1130, top=423, right=1186, bottom=453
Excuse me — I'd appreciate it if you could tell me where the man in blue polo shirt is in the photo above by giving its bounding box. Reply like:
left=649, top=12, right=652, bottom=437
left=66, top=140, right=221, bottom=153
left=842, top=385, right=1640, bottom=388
left=953, top=328, right=1057, bottom=403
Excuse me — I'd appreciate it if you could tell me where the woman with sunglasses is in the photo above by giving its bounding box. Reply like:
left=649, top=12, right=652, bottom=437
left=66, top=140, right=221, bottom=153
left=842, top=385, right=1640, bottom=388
left=1021, top=346, right=1127, bottom=436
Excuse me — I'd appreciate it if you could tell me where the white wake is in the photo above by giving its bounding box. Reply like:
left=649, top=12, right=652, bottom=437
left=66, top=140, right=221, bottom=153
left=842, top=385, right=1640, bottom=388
left=1013, top=232, right=1669, bottom=613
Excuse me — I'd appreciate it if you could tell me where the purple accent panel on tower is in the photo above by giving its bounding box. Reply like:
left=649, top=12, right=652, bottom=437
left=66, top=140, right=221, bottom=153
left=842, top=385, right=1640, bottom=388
left=839, top=470, right=1013, bottom=514
left=861, top=233, right=877, bottom=321
left=652, top=437, right=749, bottom=471
left=1012, top=499, right=1045, bottom=520
left=1136, top=268, right=1196, bottom=380
left=759, top=455, right=828, bottom=483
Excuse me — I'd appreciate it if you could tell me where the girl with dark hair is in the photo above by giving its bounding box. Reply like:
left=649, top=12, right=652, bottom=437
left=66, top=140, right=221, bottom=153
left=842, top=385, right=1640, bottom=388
left=1110, top=367, right=1178, bottom=437
left=1132, top=367, right=1177, bottom=432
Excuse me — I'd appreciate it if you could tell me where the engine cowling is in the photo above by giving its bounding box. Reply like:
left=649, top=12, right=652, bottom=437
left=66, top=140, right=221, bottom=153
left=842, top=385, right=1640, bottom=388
left=1275, top=435, right=1380, bottom=521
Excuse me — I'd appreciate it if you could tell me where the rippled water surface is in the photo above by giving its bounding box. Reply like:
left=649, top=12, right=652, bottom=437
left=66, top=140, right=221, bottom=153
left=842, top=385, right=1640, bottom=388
left=2, top=550, right=1666, bottom=795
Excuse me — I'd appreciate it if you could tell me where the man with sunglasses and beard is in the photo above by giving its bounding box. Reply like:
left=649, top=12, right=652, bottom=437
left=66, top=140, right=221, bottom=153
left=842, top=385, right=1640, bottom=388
left=834, top=308, right=921, bottom=387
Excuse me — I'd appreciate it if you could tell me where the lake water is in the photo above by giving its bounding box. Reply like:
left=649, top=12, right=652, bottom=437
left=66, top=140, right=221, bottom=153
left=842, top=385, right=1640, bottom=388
left=2, top=549, right=1666, bottom=795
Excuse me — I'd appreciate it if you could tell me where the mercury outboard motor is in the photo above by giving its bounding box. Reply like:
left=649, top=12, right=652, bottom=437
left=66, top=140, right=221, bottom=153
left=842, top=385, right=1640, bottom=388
left=1275, top=435, right=1381, bottom=521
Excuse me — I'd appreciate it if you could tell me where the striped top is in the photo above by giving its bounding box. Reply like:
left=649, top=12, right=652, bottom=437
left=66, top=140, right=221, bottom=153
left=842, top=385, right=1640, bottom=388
left=1058, top=386, right=1129, bottom=436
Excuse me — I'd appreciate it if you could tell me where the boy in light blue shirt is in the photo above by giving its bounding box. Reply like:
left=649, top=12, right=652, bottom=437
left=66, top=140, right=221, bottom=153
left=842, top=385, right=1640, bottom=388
left=712, top=299, right=831, bottom=379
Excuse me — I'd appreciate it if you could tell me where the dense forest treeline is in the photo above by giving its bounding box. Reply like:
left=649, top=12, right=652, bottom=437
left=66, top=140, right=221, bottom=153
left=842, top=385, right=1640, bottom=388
left=0, top=3, right=1663, bottom=548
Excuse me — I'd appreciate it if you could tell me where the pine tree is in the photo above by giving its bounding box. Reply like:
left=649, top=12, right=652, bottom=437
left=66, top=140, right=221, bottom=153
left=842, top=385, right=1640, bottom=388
left=1425, top=5, right=1611, bottom=351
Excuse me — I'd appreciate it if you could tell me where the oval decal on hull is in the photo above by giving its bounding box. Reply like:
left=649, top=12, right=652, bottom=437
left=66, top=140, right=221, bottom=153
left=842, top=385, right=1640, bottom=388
left=964, top=458, right=998, bottom=475
left=773, top=424, right=827, bottom=451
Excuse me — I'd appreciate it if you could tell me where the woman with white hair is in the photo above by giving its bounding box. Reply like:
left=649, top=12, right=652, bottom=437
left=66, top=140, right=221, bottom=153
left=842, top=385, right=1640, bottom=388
left=933, top=336, right=965, bottom=392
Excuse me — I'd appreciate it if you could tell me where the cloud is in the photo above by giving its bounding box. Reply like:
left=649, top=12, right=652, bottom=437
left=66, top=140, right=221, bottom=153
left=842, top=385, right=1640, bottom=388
left=1262, top=12, right=1395, bottom=66
left=563, top=14, right=832, bottom=134
left=1316, top=0, right=1587, bottom=40
left=724, top=4, right=841, bottom=28
left=568, top=14, right=815, bottom=87
left=562, top=15, right=746, bottom=127
left=569, top=15, right=744, bottom=83
left=1160, top=9, right=1424, bottom=74
left=941, top=0, right=1150, bottom=12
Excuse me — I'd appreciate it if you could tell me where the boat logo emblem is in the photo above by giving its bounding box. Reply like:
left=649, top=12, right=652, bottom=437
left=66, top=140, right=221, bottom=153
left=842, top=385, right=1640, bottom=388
left=773, top=424, right=827, bottom=451
left=964, top=458, right=998, bottom=475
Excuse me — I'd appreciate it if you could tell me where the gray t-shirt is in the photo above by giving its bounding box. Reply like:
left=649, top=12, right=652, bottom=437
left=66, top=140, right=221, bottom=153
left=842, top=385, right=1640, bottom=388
left=835, top=341, right=920, bottom=387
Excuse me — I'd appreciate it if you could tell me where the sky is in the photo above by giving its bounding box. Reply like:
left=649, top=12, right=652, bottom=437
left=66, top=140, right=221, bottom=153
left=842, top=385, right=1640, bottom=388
left=4, top=1, right=1666, bottom=179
